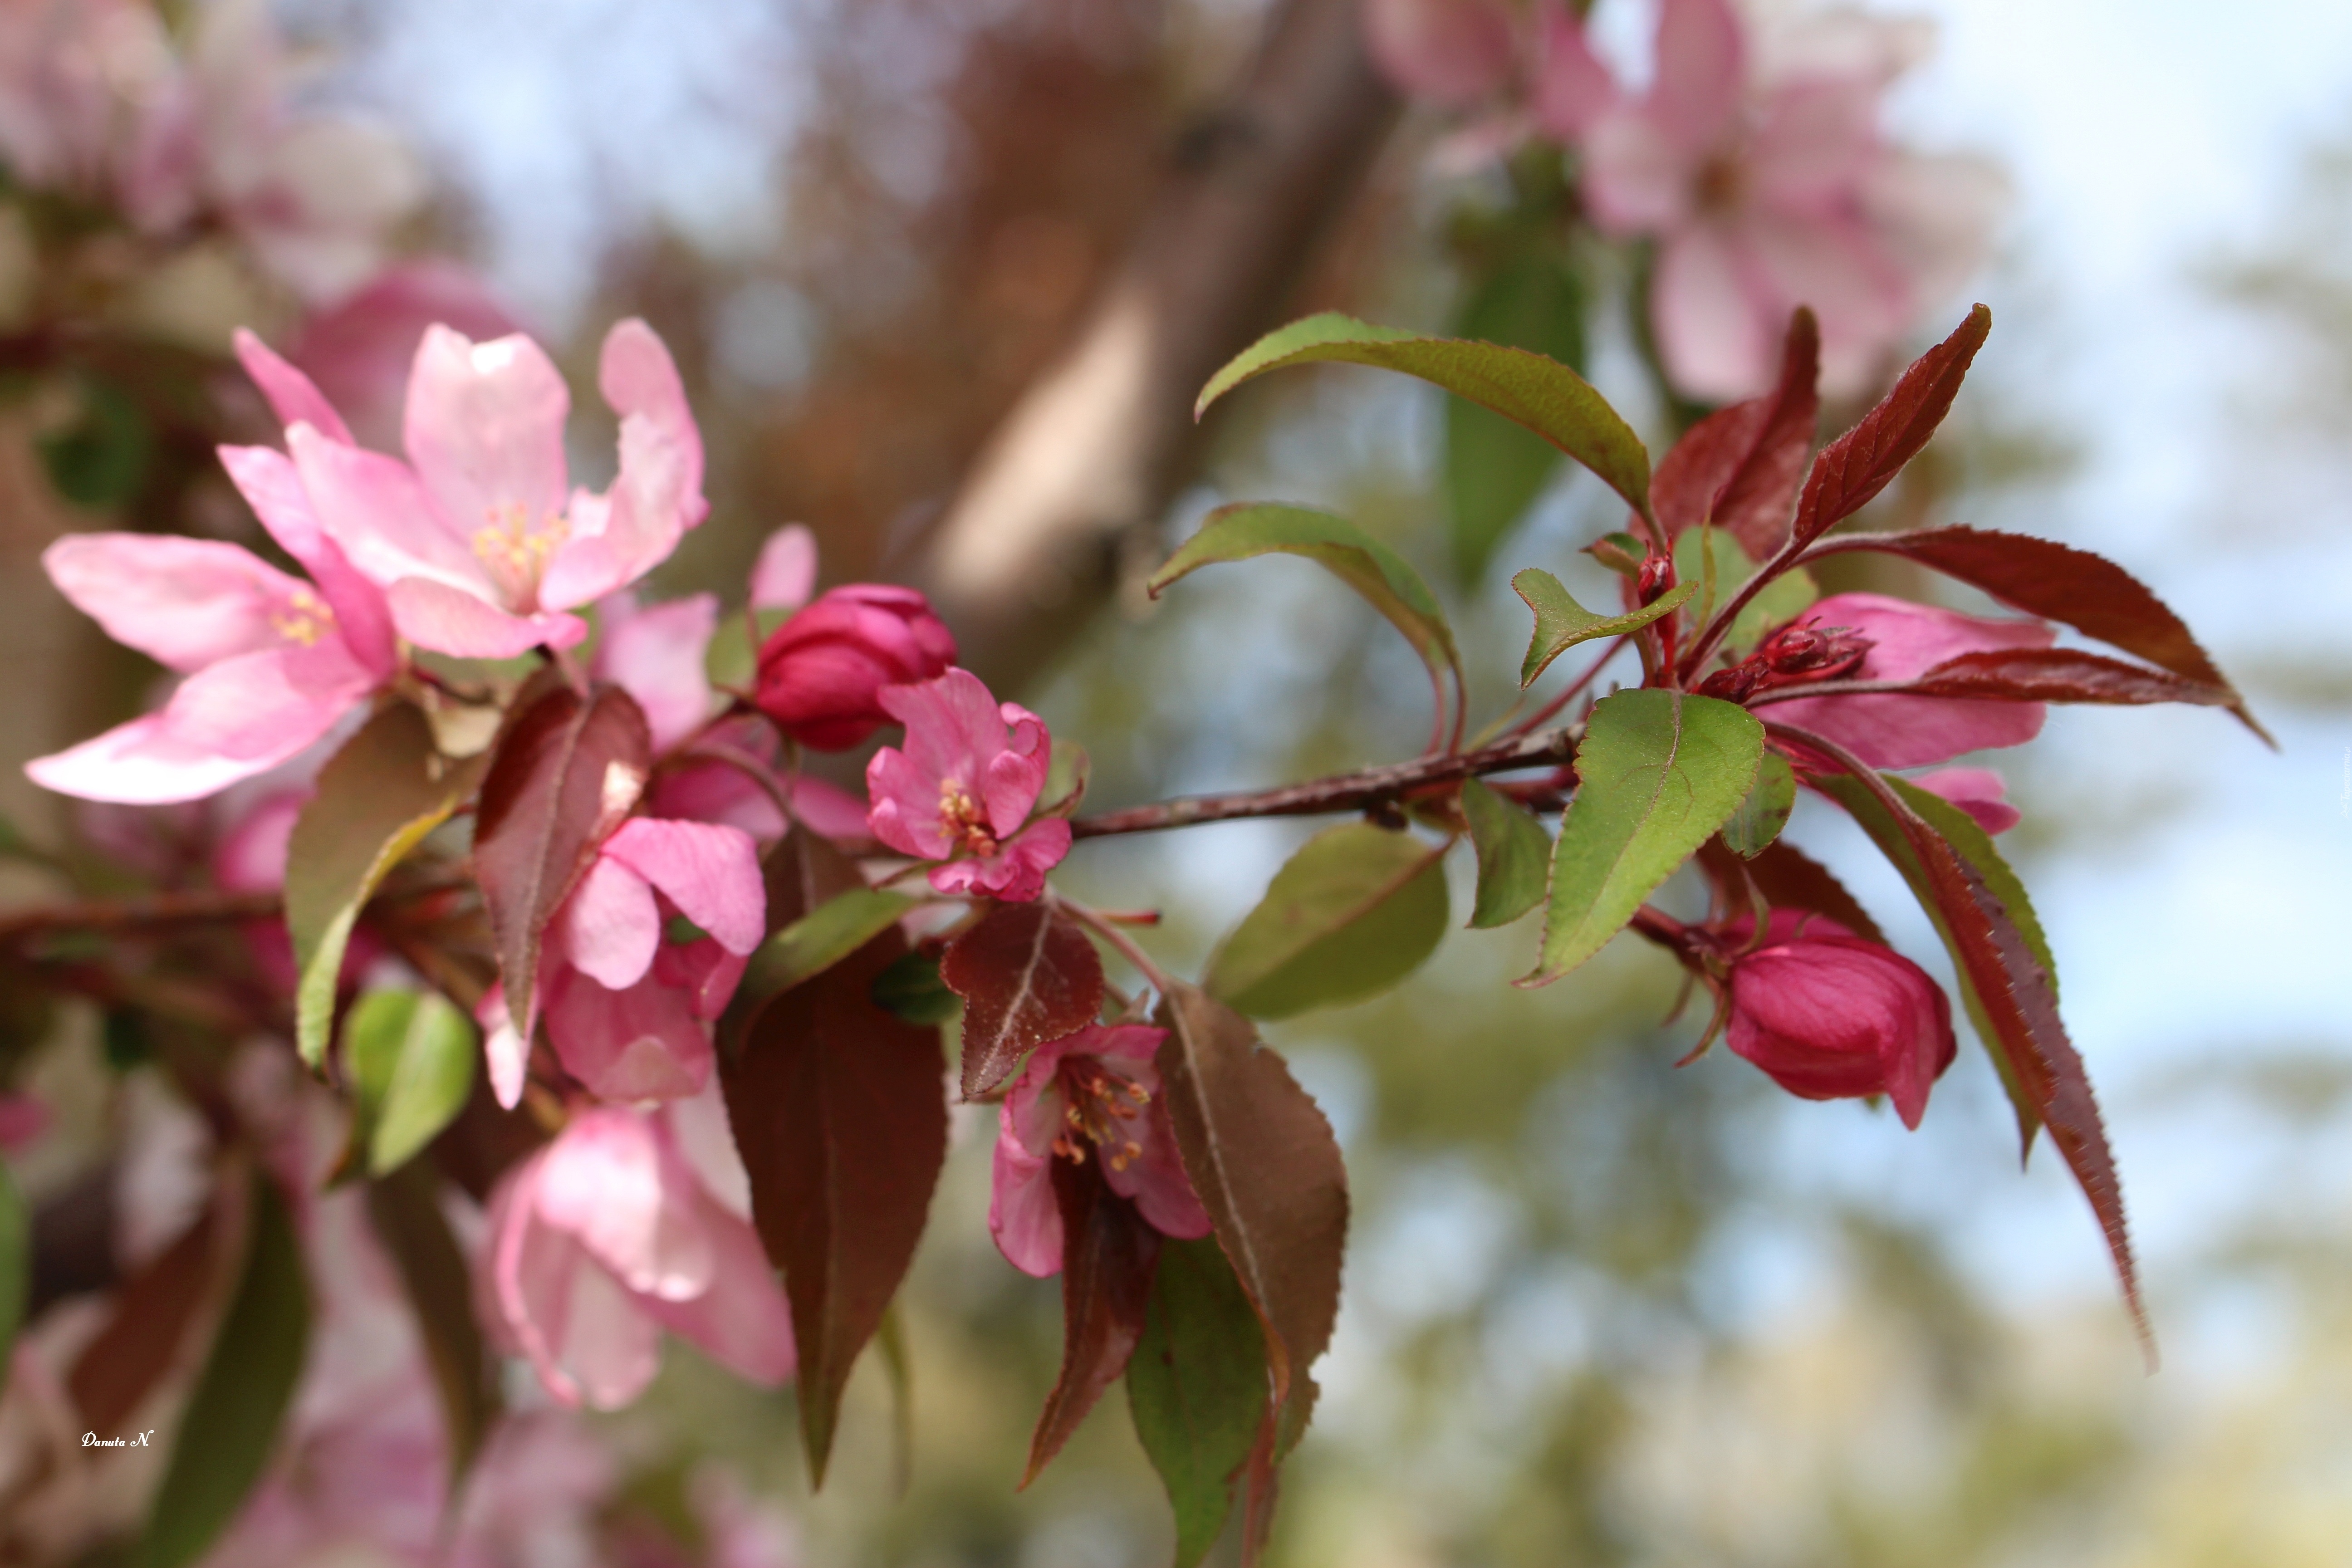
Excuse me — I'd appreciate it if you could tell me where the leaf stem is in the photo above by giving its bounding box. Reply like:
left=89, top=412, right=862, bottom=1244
left=1049, top=889, right=1173, bottom=995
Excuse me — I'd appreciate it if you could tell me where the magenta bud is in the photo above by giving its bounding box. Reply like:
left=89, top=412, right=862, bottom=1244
left=754, top=584, right=957, bottom=750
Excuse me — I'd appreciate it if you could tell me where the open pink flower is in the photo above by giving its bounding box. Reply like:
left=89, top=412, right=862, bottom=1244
left=481, top=816, right=764, bottom=1110
left=1764, top=591, right=2055, bottom=769
left=865, top=668, right=1070, bottom=901
left=482, top=1105, right=793, bottom=1411
left=990, top=1024, right=1211, bottom=1278
left=1723, top=909, right=1955, bottom=1128
left=1913, top=765, right=2019, bottom=835
left=756, top=584, right=957, bottom=751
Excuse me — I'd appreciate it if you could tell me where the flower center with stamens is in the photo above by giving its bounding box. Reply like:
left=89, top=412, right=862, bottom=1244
left=937, top=782, right=1000, bottom=858
left=470, top=500, right=571, bottom=607
left=1050, top=1056, right=1152, bottom=1171
left=270, top=585, right=334, bottom=648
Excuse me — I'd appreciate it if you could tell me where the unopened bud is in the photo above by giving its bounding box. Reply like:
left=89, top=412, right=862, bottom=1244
left=1636, top=553, right=1674, bottom=606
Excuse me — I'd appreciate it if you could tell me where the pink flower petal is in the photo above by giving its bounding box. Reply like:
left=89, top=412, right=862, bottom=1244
left=42, top=533, right=309, bottom=673
left=288, top=421, right=487, bottom=594
left=285, top=260, right=520, bottom=452
left=156, top=640, right=375, bottom=760
left=1362, top=0, right=1519, bottom=108
left=216, top=445, right=398, bottom=677
left=387, top=577, right=587, bottom=659
left=1532, top=1, right=1619, bottom=139
left=544, top=965, right=715, bottom=1104
left=26, top=715, right=265, bottom=804
left=927, top=815, right=1071, bottom=903
left=534, top=1108, right=718, bottom=1301
left=600, top=818, right=765, bottom=956
left=866, top=745, right=956, bottom=861
left=1648, top=0, right=1745, bottom=156
left=988, top=1131, right=1063, bottom=1278
left=637, top=1185, right=794, bottom=1385
left=592, top=592, right=716, bottom=753
left=1767, top=592, right=2054, bottom=768
left=1652, top=221, right=1777, bottom=402
left=748, top=524, right=817, bottom=612
left=557, top=854, right=662, bottom=991
left=1747, top=78, right=1882, bottom=207
left=233, top=326, right=355, bottom=446
left=1581, top=107, right=1698, bottom=233
left=1911, top=765, right=2019, bottom=834
left=477, top=984, right=529, bottom=1109
left=402, top=325, right=572, bottom=544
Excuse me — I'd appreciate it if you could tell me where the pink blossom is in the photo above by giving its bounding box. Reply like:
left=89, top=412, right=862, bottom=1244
left=647, top=716, right=872, bottom=846
left=0, top=0, right=171, bottom=195
left=595, top=590, right=720, bottom=755
left=865, top=668, right=1072, bottom=902
left=276, top=317, right=706, bottom=660
left=1560, top=0, right=2004, bottom=401
left=1763, top=591, right=2055, bottom=769
left=749, top=523, right=818, bottom=614
left=1723, top=908, right=1955, bottom=1128
left=482, top=1105, right=793, bottom=1411
left=755, top=584, right=957, bottom=751
left=283, top=260, right=522, bottom=451
left=1912, top=764, right=2019, bottom=834
left=989, top=1024, right=1211, bottom=1278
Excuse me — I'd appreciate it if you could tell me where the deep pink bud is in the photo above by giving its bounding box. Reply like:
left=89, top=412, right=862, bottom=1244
left=753, top=584, right=956, bottom=751
left=1722, top=910, right=1955, bottom=1129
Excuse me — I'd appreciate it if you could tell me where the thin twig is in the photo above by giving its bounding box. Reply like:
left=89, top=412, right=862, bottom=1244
left=0, top=888, right=283, bottom=945
left=1050, top=889, right=1173, bottom=994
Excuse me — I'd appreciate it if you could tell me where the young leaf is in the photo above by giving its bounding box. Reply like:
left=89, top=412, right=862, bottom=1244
left=1151, top=504, right=1463, bottom=709
left=1896, top=648, right=2236, bottom=707
left=366, top=1159, right=498, bottom=1485
left=1671, top=528, right=1816, bottom=655
left=1204, top=823, right=1449, bottom=1019
left=1024, top=1157, right=1161, bottom=1486
left=1512, top=569, right=1695, bottom=686
left=1444, top=249, right=1588, bottom=581
left=1151, top=984, right=1346, bottom=1465
left=872, top=950, right=962, bottom=1026
left=343, top=989, right=478, bottom=1176
left=1523, top=691, right=1764, bottom=985
left=474, top=683, right=652, bottom=1038
left=1196, top=312, right=1653, bottom=518
left=721, top=832, right=947, bottom=1485
left=1788, top=305, right=1990, bottom=550
left=0, top=1157, right=24, bottom=1397
left=735, top=888, right=920, bottom=1016
left=1721, top=750, right=1795, bottom=858
left=941, top=902, right=1105, bottom=1099
left=1127, top=1236, right=1270, bottom=1568
left=70, top=1208, right=219, bottom=1434
left=138, top=1170, right=312, bottom=1568
left=1460, top=778, right=1550, bottom=929
left=1697, top=837, right=1886, bottom=943
left=286, top=703, right=485, bottom=1069
left=1584, top=531, right=1646, bottom=578
left=1653, top=308, right=1820, bottom=556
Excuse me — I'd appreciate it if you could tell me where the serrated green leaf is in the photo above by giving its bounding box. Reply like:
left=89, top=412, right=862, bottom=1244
left=737, top=888, right=919, bottom=1014
left=287, top=705, right=484, bottom=1069
left=1197, top=312, right=1652, bottom=518
left=1523, top=691, right=1763, bottom=985
left=1460, top=778, right=1549, bottom=929
left=1511, top=569, right=1694, bottom=686
left=1444, top=250, right=1588, bottom=581
left=1721, top=750, right=1795, bottom=858
left=1672, top=528, right=1817, bottom=656
left=871, top=950, right=961, bottom=1026
left=0, top=1156, right=24, bottom=1400
left=137, top=1170, right=311, bottom=1568
left=1205, top=823, right=1449, bottom=1019
left=344, top=990, right=477, bottom=1176
left=1152, top=503, right=1462, bottom=708
left=1127, top=1236, right=1269, bottom=1568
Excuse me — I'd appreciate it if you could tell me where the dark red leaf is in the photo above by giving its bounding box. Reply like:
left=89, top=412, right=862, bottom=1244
left=472, top=682, right=651, bottom=1037
left=1022, top=1156, right=1161, bottom=1486
left=70, top=1205, right=217, bottom=1432
left=1769, top=721, right=2149, bottom=1357
left=941, top=902, right=1106, bottom=1099
left=1695, top=837, right=1886, bottom=944
left=720, top=830, right=948, bottom=1486
left=1788, top=305, right=1990, bottom=550
left=1151, top=983, right=1345, bottom=1455
left=1809, top=524, right=2268, bottom=741
left=1654, top=309, right=1820, bottom=557
left=1897, top=648, right=2235, bottom=706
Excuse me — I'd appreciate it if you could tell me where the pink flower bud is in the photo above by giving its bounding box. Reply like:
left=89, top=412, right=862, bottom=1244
left=753, top=585, right=956, bottom=751
left=1723, top=910, right=1955, bottom=1128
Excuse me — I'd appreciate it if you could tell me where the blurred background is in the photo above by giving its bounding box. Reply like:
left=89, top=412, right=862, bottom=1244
left=3, top=0, right=2351, bottom=1563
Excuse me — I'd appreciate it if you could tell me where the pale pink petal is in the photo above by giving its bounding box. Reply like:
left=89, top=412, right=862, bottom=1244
left=216, top=443, right=398, bottom=677
left=639, top=1188, right=793, bottom=1385
left=789, top=775, right=873, bottom=843
left=402, top=326, right=572, bottom=539
left=534, top=1108, right=718, bottom=1300
left=600, top=818, right=764, bottom=955
left=492, top=1153, right=663, bottom=1411
left=211, top=788, right=306, bottom=892
left=1532, top=1, right=1619, bottom=140
left=547, top=1235, right=667, bottom=1411
left=664, top=1078, right=755, bottom=1219
left=1648, top=0, right=1745, bottom=155
left=1362, top=0, right=1519, bottom=108
left=233, top=326, right=355, bottom=445
left=1581, top=108, right=1698, bottom=233
left=598, top=318, right=705, bottom=524
left=748, top=524, right=818, bottom=612
left=1863, top=149, right=2009, bottom=311
left=149, top=641, right=375, bottom=761
left=557, top=854, right=662, bottom=990
left=26, top=715, right=265, bottom=804
left=1747, top=79, right=1882, bottom=207
left=1742, top=208, right=1910, bottom=398
left=1911, top=765, right=2019, bottom=834
left=286, top=260, right=521, bottom=452
left=988, top=1130, right=1063, bottom=1278
left=544, top=965, right=715, bottom=1104
left=477, top=984, right=529, bottom=1109
left=42, top=533, right=307, bottom=672
left=387, top=576, right=587, bottom=659
left=593, top=592, right=716, bottom=753
left=1653, top=221, right=1778, bottom=401
left=288, top=421, right=487, bottom=593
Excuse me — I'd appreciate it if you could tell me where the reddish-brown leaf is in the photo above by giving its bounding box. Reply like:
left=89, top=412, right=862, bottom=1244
left=1654, top=309, right=1820, bottom=557
left=1022, top=1156, right=1161, bottom=1487
left=472, top=682, right=651, bottom=1037
left=1897, top=648, right=2236, bottom=707
left=1152, top=984, right=1346, bottom=1442
left=1695, top=838, right=1887, bottom=945
left=941, top=902, right=1105, bottom=1099
left=69, top=1206, right=218, bottom=1432
left=720, top=831, right=948, bottom=1486
left=1788, top=305, right=1990, bottom=550
left=1809, top=525, right=2268, bottom=741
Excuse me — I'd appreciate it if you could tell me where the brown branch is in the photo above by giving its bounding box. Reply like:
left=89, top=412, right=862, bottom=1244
left=909, top=0, right=1400, bottom=691
left=0, top=887, right=282, bottom=944
left=1070, top=723, right=1581, bottom=839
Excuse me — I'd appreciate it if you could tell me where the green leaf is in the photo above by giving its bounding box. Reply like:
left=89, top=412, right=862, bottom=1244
left=871, top=950, right=961, bottom=1026
left=1444, top=250, right=1588, bottom=581
left=1127, top=1236, right=1270, bottom=1568
left=138, top=1170, right=311, bottom=1568
left=39, top=377, right=151, bottom=511
left=1584, top=531, right=1646, bottom=578
left=1152, top=503, right=1462, bottom=708
left=1205, top=823, right=1449, bottom=1019
left=1672, top=527, right=1816, bottom=656
left=1512, top=569, right=1694, bottom=686
left=1721, top=750, right=1795, bottom=858
left=1460, top=778, right=1549, bottom=929
left=286, top=704, right=485, bottom=1069
left=736, top=888, right=919, bottom=1015
left=1198, top=313, right=1652, bottom=518
left=344, top=990, right=477, bottom=1176
left=1523, top=691, right=1764, bottom=985
left=366, top=1161, right=498, bottom=1486
left=0, top=1156, right=24, bottom=1400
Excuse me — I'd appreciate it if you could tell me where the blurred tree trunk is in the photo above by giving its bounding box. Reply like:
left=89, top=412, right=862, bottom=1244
left=907, top=0, right=1397, bottom=692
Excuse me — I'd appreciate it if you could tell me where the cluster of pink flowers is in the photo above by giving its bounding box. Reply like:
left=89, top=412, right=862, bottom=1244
left=1365, top=0, right=2006, bottom=401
